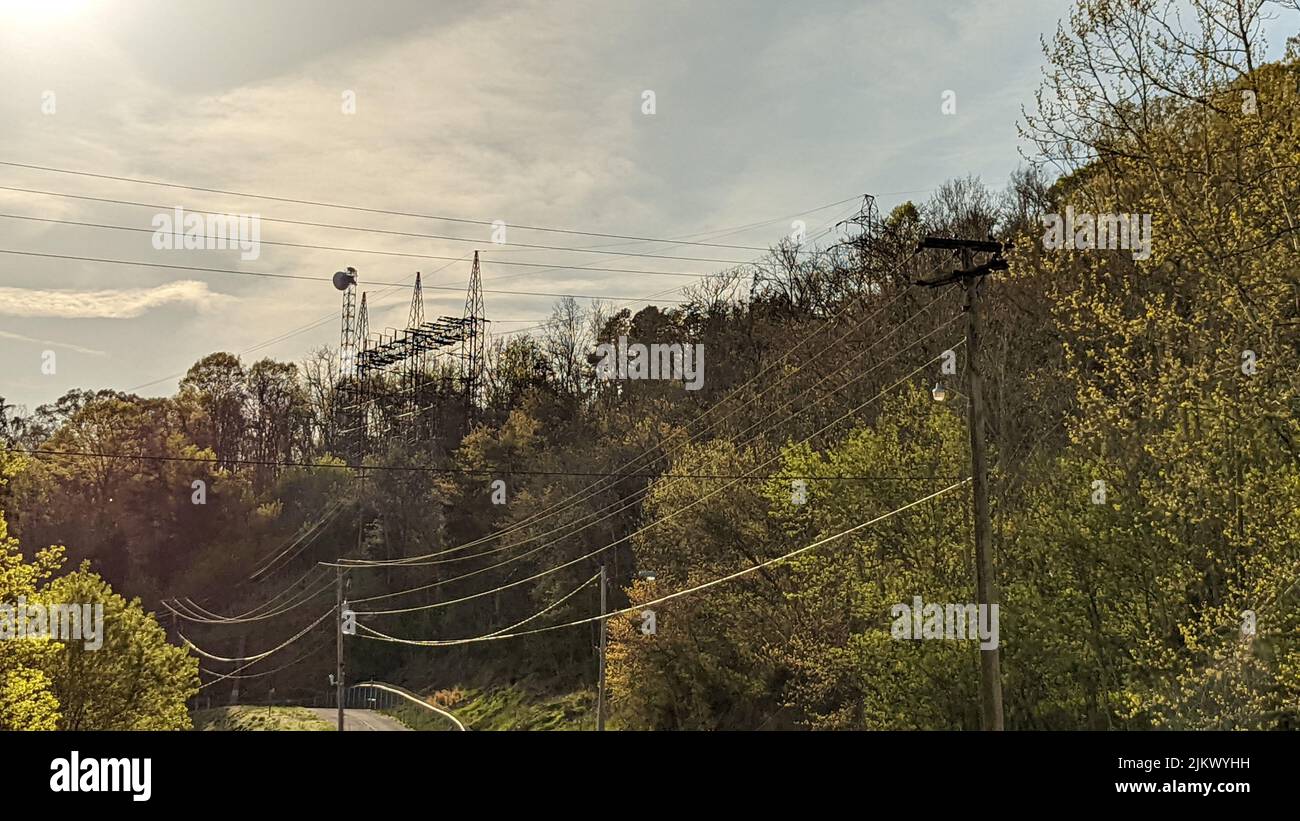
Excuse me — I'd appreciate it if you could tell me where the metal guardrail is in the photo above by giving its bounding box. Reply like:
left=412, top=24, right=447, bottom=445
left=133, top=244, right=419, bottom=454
left=191, top=683, right=467, bottom=731
left=350, top=681, right=467, bottom=731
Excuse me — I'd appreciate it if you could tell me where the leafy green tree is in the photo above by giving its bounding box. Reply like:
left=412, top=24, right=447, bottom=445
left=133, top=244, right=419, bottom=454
left=43, top=568, right=199, bottom=730
left=1, top=449, right=198, bottom=730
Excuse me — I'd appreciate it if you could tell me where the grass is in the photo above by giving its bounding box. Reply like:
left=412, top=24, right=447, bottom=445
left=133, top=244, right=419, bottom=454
left=384, top=684, right=597, bottom=731
left=191, top=705, right=334, bottom=731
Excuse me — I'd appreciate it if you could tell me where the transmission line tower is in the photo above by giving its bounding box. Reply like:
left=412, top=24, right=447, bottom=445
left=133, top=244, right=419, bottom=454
left=461, top=251, right=487, bottom=419
left=334, top=256, right=488, bottom=454
left=406, top=273, right=426, bottom=441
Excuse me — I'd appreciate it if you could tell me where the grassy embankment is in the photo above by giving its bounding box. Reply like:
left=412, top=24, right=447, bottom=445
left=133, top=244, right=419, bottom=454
left=191, top=706, right=334, bottom=731
left=385, top=685, right=596, bottom=731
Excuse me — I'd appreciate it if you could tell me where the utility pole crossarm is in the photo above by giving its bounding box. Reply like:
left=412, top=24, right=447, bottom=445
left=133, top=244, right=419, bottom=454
left=914, top=237, right=1009, bottom=288
left=916, top=236, right=1005, bottom=254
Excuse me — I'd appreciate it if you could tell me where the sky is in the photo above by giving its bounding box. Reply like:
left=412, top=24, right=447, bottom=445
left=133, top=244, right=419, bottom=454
left=0, top=0, right=1294, bottom=412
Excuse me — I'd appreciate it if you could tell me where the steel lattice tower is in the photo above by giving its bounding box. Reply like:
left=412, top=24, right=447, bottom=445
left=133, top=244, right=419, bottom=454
left=461, top=251, right=487, bottom=416
left=406, top=272, right=426, bottom=438
left=408, top=271, right=425, bottom=328
left=336, top=257, right=486, bottom=454
left=356, top=292, right=371, bottom=448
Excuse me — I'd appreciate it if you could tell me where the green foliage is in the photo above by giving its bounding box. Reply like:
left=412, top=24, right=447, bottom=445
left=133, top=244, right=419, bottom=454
left=44, top=568, right=200, bottom=730
left=0, top=452, right=64, bottom=731
left=389, top=684, right=593, bottom=731
left=0, top=446, right=199, bottom=730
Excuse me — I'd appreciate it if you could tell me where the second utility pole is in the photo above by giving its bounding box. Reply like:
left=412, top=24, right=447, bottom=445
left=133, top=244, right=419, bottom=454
left=336, top=564, right=345, bottom=732
left=597, top=564, right=607, bottom=731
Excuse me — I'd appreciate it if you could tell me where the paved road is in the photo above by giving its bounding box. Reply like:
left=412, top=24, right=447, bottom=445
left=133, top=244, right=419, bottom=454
left=307, top=708, right=412, bottom=731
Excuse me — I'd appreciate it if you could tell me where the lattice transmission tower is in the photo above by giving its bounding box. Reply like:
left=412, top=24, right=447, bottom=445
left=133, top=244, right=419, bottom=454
left=334, top=255, right=489, bottom=457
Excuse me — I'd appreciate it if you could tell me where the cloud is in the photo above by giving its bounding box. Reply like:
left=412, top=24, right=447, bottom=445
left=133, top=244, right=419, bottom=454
left=0, top=280, right=221, bottom=319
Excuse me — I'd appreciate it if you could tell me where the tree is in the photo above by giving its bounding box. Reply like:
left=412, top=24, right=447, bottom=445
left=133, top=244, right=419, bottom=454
left=0, top=447, right=198, bottom=730
left=43, top=567, right=200, bottom=730
left=246, top=359, right=309, bottom=491
left=180, top=353, right=248, bottom=470
left=0, top=465, right=63, bottom=730
left=542, top=296, right=591, bottom=404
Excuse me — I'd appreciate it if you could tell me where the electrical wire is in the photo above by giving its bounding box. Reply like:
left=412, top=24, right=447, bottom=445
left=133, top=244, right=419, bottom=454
left=167, top=572, right=336, bottom=625
left=188, top=569, right=600, bottom=681
left=353, top=478, right=970, bottom=647
left=0, top=184, right=859, bottom=259
left=337, top=269, right=945, bottom=570
left=181, top=606, right=336, bottom=664
left=0, top=160, right=850, bottom=252
left=248, top=499, right=349, bottom=581
left=0, top=248, right=742, bottom=296
left=0, top=211, right=763, bottom=268
left=12, top=449, right=958, bottom=483
left=334, top=294, right=962, bottom=585
left=198, top=634, right=331, bottom=682
left=352, top=336, right=964, bottom=613
left=339, top=250, right=924, bottom=570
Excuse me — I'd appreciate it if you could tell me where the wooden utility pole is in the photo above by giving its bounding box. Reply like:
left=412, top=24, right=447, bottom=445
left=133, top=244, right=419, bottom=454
left=919, top=237, right=1007, bottom=731
left=230, top=634, right=246, bottom=705
left=962, top=250, right=1004, bottom=731
left=597, top=564, right=607, bottom=732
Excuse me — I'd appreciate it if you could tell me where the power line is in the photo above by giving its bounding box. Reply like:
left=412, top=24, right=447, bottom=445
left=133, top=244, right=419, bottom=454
left=354, top=251, right=924, bottom=570
left=0, top=241, right=746, bottom=284
left=249, top=500, right=349, bottom=582
left=347, top=338, right=963, bottom=610
left=147, top=222, right=889, bottom=621
left=180, top=563, right=324, bottom=624
left=39, top=246, right=923, bottom=637
left=12, top=447, right=957, bottom=483
left=165, top=267, right=939, bottom=630
left=0, top=160, right=855, bottom=252
left=119, top=214, right=844, bottom=394
left=336, top=296, right=961, bottom=578
left=173, top=278, right=952, bottom=664
left=185, top=568, right=601, bottom=680
left=339, top=267, right=943, bottom=571
left=141, top=227, right=856, bottom=622
left=0, top=212, right=771, bottom=270
left=180, top=606, right=335, bottom=664
left=341, top=313, right=962, bottom=590
left=479, top=571, right=600, bottom=638
left=0, top=184, right=858, bottom=267
left=352, top=479, right=970, bottom=647
left=198, top=635, right=332, bottom=682
left=169, top=572, right=336, bottom=625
